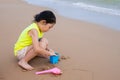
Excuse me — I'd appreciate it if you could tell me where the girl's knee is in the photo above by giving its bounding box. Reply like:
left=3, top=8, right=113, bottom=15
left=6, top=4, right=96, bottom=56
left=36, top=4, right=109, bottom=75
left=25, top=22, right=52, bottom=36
left=39, top=38, right=48, bottom=49
left=41, top=38, right=48, bottom=44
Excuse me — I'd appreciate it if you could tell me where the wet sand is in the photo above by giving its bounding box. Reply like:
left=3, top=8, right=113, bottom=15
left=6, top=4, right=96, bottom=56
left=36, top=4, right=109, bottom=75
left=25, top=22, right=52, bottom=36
left=0, top=0, right=120, bottom=80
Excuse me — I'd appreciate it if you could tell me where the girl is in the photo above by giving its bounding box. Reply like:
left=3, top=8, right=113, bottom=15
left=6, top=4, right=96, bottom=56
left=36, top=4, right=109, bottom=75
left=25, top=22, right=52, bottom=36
left=14, top=10, right=56, bottom=70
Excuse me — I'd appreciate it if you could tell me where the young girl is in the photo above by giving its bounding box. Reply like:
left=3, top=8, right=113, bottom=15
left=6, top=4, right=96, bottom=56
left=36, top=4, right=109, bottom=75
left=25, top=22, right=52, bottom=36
left=14, top=10, right=56, bottom=70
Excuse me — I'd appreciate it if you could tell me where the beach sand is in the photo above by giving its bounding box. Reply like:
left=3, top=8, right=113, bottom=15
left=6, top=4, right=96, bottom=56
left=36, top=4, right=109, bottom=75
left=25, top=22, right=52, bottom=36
left=0, top=0, right=120, bottom=80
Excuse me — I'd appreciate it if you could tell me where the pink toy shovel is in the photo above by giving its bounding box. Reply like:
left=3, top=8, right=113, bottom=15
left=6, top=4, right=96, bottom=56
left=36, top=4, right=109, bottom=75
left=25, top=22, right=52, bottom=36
left=35, top=67, right=62, bottom=75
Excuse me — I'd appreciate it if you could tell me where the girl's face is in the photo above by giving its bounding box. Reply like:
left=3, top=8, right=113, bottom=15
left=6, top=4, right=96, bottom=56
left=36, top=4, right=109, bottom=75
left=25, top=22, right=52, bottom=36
left=37, top=20, right=55, bottom=32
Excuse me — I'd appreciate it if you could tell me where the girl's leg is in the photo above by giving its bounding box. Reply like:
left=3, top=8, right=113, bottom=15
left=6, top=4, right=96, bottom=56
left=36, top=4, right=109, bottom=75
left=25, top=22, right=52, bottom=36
left=38, top=38, right=49, bottom=57
left=18, top=38, right=49, bottom=70
left=18, top=45, right=37, bottom=70
left=39, top=38, right=48, bottom=50
left=39, top=38, right=55, bottom=56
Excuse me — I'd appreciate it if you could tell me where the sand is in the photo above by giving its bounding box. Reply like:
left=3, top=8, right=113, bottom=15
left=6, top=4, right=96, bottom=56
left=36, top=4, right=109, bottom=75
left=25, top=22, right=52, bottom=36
left=0, top=0, right=120, bottom=80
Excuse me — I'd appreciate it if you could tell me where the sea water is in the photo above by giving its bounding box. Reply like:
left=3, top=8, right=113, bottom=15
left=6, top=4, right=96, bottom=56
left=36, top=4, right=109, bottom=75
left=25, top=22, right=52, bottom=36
left=24, top=0, right=120, bottom=30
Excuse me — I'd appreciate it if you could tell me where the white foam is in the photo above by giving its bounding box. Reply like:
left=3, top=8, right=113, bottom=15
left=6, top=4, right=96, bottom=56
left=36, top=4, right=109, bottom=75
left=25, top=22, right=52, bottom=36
left=24, top=0, right=120, bottom=30
left=72, top=2, right=120, bottom=16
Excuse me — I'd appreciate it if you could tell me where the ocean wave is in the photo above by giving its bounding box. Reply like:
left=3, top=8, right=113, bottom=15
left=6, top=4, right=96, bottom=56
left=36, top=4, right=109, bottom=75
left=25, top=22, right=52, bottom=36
left=72, top=2, right=120, bottom=16
left=24, top=0, right=120, bottom=16
left=24, top=0, right=120, bottom=30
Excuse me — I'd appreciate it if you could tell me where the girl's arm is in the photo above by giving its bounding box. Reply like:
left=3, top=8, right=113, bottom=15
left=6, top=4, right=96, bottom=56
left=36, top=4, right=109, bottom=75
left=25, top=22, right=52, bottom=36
left=29, top=29, right=52, bottom=58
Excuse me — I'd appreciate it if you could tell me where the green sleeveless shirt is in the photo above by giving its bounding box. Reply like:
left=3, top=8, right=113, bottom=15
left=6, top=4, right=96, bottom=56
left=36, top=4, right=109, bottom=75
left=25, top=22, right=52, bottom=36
left=14, top=23, right=44, bottom=56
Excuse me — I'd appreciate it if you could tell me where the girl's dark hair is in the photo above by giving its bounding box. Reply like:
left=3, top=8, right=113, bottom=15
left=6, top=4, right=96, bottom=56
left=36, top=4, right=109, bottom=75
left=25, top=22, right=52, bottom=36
left=34, top=10, right=56, bottom=23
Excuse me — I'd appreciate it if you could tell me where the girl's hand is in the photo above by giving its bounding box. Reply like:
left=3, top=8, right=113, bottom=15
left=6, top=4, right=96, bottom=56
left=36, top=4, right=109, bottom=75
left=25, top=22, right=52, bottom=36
left=49, top=49, right=56, bottom=56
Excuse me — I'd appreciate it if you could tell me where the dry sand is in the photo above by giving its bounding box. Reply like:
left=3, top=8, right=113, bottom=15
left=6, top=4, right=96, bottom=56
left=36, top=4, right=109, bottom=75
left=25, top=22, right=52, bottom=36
left=0, top=0, right=120, bottom=80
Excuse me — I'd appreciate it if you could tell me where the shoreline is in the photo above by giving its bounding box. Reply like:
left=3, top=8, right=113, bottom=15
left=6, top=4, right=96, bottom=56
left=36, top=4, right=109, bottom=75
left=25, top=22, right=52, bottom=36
left=0, top=0, right=120, bottom=80
left=24, top=0, right=120, bottom=31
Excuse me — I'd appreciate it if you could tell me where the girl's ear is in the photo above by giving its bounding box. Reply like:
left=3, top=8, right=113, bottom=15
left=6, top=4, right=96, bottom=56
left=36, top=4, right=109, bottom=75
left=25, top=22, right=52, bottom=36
left=41, top=20, right=46, bottom=25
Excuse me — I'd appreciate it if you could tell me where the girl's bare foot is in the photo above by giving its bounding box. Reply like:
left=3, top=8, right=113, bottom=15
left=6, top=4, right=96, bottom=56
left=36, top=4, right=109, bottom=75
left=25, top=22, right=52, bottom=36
left=18, top=59, right=34, bottom=71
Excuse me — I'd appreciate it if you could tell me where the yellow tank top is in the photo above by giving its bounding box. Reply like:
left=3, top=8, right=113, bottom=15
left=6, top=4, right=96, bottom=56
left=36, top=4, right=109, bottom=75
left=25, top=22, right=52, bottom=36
left=14, top=23, right=44, bottom=56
